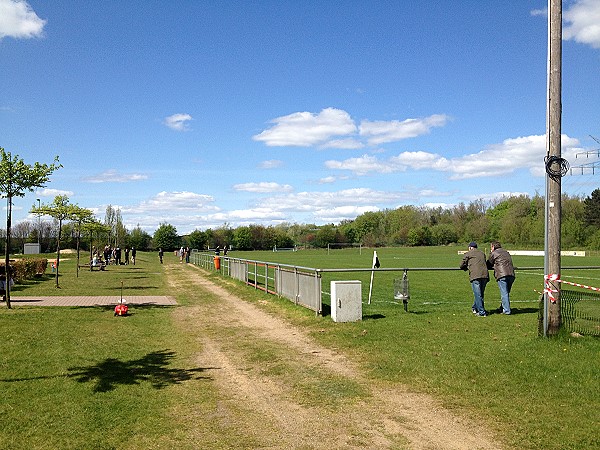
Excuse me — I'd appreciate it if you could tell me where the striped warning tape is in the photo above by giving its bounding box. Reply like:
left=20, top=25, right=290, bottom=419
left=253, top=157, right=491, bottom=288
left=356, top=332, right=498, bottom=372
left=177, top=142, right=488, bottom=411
left=544, top=274, right=600, bottom=303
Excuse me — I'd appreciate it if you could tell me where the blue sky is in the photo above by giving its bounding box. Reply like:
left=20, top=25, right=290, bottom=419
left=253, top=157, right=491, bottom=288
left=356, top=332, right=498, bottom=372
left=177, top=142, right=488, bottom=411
left=1, top=0, right=600, bottom=235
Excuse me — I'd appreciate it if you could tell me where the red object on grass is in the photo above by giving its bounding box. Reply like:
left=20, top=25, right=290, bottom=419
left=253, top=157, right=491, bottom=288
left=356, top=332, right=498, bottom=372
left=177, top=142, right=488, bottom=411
left=114, top=304, right=128, bottom=316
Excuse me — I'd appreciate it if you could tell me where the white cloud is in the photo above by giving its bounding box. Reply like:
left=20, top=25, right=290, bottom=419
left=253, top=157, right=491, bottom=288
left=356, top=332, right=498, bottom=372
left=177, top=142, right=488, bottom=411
left=418, top=189, right=453, bottom=198
left=313, top=205, right=379, bottom=223
left=256, top=188, right=418, bottom=212
left=320, top=138, right=365, bottom=149
left=107, top=184, right=457, bottom=233
left=325, top=134, right=584, bottom=180
left=359, top=114, right=450, bottom=145
left=390, top=151, right=450, bottom=171
left=36, top=188, right=74, bottom=198
left=252, top=107, right=357, bottom=147
left=253, top=108, right=449, bottom=148
left=0, top=0, right=45, bottom=40
left=530, top=8, right=547, bottom=17
left=259, top=159, right=283, bottom=169
left=82, top=169, right=148, bottom=183
left=462, top=191, right=530, bottom=202
left=325, top=154, right=399, bottom=175
left=447, top=134, right=581, bottom=180
left=163, top=113, right=192, bottom=131
left=564, top=0, right=600, bottom=49
left=226, top=208, right=287, bottom=221
left=233, top=182, right=293, bottom=193
left=318, top=176, right=337, bottom=184
left=132, top=191, right=218, bottom=213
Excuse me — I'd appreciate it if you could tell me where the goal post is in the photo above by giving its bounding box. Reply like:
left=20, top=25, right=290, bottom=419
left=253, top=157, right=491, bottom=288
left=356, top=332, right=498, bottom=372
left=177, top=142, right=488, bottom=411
left=327, top=243, right=362, bottom=255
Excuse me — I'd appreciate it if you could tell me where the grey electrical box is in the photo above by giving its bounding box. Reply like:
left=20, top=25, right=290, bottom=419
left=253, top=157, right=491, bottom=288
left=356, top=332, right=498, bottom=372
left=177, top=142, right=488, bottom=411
left=24, top=243, right=40, bottom=255
left=330, top=280, right=362, bottom=322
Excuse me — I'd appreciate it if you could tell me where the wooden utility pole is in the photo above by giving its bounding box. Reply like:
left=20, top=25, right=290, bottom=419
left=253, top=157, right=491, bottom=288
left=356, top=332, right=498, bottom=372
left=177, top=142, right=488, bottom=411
left=545, top=0, right=562, bottom=335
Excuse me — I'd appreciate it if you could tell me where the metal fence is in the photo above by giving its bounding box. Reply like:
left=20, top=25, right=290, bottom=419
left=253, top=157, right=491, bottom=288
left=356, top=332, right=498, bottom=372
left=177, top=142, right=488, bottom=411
left=560, top=289, right=600, bottom=337
left=191, top=253, right=600, bottom=334
left=191, top=253, right=322, bottom=314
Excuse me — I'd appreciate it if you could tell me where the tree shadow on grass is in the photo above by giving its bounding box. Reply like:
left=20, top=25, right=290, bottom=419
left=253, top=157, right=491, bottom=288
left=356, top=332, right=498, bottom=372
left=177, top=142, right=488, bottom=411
left=109, top=285, right=159, bottom=291
left=92, top=304, right=176, bottom=314
left=68, top=349, right=213, bottom=393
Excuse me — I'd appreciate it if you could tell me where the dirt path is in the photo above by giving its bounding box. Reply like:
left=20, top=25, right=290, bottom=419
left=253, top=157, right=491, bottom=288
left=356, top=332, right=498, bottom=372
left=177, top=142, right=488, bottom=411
left=171, top=264, right=502, bottom=449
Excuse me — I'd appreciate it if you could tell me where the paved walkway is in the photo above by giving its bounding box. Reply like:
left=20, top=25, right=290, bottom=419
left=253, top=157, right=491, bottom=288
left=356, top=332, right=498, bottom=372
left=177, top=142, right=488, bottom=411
left=5, top=296, right=177, bottom=307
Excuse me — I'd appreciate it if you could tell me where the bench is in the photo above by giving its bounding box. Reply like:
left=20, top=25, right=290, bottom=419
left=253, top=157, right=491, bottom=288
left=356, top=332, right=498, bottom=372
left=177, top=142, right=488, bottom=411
left=79, top=262, right=106, bottom=271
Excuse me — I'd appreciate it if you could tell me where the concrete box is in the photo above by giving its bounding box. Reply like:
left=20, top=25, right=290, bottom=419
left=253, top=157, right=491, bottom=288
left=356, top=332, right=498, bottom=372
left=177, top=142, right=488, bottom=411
left=330, top=280, right=362, bottom=322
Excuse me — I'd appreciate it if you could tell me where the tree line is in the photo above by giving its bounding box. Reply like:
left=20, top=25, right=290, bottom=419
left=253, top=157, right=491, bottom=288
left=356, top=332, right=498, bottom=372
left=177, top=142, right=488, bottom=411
left=5, top=190, right=600, bottom=254
left=151, top=190, right=600, bottom=251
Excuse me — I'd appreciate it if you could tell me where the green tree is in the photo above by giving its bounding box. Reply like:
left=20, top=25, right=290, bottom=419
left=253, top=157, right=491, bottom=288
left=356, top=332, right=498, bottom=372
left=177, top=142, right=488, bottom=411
left=82, top=220, right=111, bottom=256
left=583, top=188, right=600, bottom=227
left=248, top=225, right=268, bottom=250
left=407, top=226, right=432, bottom=246
left=385, top=206, right=422, bottom=246
left=271, top=226, right=295, bottom=248
left=0, top=149, right=60, bottom=308
left=233, top=226, right=253, bottom=250
left=68, top=205, right=95, bottom=276
left=34, top=195, right=78, bottom=288
left=353, top=211, right=384, bottom=246
left=314, top=224, right=338, bottom=248
left=213, top=223, right=233, bottom=249
left=104, top=205, right=127, bottom=246
left=562, top=195, right=587, bottom=248
left=153, top=223, right=180, bottom=251
left=129, top=225, right=152, bottom=251
left=430, top=223, right=458, bottom=246
left=187, top=229, right=208, bottom=251
left=337, top=219, right=357, bottom=244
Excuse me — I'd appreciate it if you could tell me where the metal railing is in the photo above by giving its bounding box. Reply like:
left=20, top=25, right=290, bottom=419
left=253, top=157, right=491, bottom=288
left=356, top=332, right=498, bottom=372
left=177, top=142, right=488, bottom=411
left=191, top=253, right=600, bottom=328
left=191, top=253, right=322, bottom=314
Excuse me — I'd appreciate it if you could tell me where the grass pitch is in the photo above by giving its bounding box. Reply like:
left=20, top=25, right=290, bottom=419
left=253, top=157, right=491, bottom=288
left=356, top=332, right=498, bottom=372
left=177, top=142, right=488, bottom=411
left=1, top=247, right=599, bottom=449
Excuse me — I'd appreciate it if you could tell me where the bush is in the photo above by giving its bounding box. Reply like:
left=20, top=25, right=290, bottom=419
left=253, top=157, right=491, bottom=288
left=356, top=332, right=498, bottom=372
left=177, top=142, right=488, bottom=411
left=0, top=258, right=48, bottom=283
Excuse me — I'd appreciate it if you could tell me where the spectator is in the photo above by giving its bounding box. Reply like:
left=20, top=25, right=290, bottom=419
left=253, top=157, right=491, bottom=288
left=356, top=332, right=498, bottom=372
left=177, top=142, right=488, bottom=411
left=487, top=241, right=515, bottom=315
left=460, top=241, right=489, bottom=317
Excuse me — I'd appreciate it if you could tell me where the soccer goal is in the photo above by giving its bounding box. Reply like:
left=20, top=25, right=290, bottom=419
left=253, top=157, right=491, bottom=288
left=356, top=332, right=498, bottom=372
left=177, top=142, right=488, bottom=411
left=272, top=246, right=297, bottom=252
left=327, top=243, right=363, bottom=255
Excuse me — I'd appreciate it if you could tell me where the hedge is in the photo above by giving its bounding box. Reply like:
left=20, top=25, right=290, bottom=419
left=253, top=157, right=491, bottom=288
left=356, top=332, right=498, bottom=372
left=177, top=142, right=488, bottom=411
left=1, top=259, right=48, bottom=283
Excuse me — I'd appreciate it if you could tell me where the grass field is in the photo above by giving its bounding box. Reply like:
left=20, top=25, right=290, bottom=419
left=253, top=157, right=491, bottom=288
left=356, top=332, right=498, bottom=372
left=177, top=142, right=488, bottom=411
left=1, top=247, right=599, bottom=449
left=217, top=247, right=600, bottom=448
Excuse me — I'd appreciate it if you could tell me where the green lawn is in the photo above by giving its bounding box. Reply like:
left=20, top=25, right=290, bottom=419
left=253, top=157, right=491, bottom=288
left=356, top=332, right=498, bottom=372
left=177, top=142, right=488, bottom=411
left=221, top=247, right=600, bottom=449
left=1, top=248, right=599, bottom=449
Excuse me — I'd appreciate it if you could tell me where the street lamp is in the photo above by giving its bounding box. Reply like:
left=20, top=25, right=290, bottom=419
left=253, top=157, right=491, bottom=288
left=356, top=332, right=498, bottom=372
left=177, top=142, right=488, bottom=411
left=37, top=198, right=41, bottom=252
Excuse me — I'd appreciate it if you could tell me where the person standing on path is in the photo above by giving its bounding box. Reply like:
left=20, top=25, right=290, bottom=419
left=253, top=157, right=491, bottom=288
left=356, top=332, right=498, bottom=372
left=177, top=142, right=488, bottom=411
left=158, top=248, right=164, bottom=264
left=460, top=241, right=489, bottom=317
left=487, top=241, right=515, bottom=315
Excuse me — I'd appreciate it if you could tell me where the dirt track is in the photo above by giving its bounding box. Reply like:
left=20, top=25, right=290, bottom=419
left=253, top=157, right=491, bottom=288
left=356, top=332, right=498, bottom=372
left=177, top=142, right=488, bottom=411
left=171, top=264, right=502, bottom=449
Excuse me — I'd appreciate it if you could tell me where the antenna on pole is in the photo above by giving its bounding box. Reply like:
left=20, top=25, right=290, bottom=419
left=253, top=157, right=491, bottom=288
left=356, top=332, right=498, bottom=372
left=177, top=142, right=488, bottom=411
left=569, top=136, right=600, bottom=175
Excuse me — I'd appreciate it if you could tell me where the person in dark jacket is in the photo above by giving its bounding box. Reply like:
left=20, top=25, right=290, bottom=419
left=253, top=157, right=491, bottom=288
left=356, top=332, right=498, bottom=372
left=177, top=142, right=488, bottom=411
left=460, top=241, right=489, bottom=316
left=487, top=241, right=515, bottom=315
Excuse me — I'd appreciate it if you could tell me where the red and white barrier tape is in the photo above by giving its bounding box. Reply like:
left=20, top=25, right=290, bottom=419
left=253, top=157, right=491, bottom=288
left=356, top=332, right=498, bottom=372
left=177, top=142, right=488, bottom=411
left=544, top=274, right=600, bottom=303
